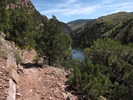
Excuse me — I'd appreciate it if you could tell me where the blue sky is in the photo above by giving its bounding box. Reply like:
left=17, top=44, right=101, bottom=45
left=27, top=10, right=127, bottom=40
left=30, top=0, right=133, bottom=23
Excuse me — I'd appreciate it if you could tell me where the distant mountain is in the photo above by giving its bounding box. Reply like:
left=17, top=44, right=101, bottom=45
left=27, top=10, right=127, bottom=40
left=62, top=23, right=72, bottom=35
left=70, top=12, right=133, bottom=47
left=67, top=19, right=94, bottom=31
left=130, top=12, right=133, bottom=14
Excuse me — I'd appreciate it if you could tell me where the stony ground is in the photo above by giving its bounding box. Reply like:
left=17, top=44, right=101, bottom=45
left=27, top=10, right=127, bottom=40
left=0, top=43, right=11, bottom=100
left=0, top=57, right=10, bottom=100
left=16, top=50, right=78, bottom=100
left=0, top=38, right=79, bottom=100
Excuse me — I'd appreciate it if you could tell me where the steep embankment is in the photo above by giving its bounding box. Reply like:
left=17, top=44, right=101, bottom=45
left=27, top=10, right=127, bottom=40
left=0, top=33, right=78, bottom=100
left=0, top=33, right=20, bottom=100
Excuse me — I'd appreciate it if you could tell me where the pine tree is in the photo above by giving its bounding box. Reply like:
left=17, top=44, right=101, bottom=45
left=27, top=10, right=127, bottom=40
left=0, top=7, right=10, bottom=37
left=36, top=15, right=72, bottom=65
left=9, top=8, right=35, bottom=48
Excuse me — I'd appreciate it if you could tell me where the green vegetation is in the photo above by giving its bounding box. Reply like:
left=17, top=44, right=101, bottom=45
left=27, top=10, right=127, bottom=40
left=9, top=8, right=36, bottom=48
left=63, top=23, right=72, bottom=35
left=36, top=15, right=72, bottom=65
left=13, top=50, right=22, bottom=65
left=0, top=1, right=72, bottom=66
left=67, top=19, right=94, bottom=31
left=0, top=1, right=133, bottom=100
left=0, top=7, right=10, bottom=37
left=68, top=38, right=133, bottom=99
left=33, top=55, right=39, bottom=63
left=70, top=12, right=133, bottom=48
left=2, top=47, right=8, bottom=59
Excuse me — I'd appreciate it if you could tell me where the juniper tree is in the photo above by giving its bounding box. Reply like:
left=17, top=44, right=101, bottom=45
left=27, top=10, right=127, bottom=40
left=36, top=15, right=72, bottom=66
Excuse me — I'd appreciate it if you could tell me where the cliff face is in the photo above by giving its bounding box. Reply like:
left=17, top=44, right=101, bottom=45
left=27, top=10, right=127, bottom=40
left=2, top=0, right=71, bottom=35
left=5, top=0, right=48, bottom=29
left=0, top=33, right=20, bottom=100
left=6, top=0, right=33, bottom=10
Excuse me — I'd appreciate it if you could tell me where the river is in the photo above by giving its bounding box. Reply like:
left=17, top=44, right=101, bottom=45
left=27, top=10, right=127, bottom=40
left=71, top=45, right=85, bottom=60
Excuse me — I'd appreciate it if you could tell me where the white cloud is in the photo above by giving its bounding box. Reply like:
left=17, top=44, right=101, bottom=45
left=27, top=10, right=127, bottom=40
left=41, top=9, right=71, bottom=14
left=40, top=4, right=97, bottom=16
left=95, top=2, right=133, bottom=12
left=62, top=6, right=97, bottom=16
left=38, top=0, right=133, bottom=19
left=34, top=0, right=78, bottom=7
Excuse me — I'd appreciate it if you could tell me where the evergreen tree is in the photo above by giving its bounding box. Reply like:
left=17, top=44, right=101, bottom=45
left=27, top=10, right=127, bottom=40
left=69, top=38, right=133, bottom=99
left=83, top=38, right=133, bottom=99
left=36, top=15, right=72, bottom=65
left=0, top=7, right=10, bottom=37
left=9, top=8, right=35, bottom=48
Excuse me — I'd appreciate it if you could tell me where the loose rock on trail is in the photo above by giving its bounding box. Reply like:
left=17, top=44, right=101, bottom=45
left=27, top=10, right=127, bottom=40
left=16, top=50, right=78, bottom=100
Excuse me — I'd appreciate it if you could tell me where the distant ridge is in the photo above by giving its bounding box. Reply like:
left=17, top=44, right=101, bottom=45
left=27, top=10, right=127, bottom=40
left=70, top=12, right=133, bottom=47
left=62, top=23, right=72, bottom=35
left=67, top=19, right=94, bottom=31
left=67, top=19, right=94, bottom=25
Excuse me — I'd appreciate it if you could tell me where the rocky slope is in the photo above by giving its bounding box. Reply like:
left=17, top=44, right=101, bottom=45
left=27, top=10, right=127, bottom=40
left=4, top=0, right=48, bottom=32
left=0, top=33, right=78, bottom=100
left=0, top=32, right=19, bottom=100
left=17, top=66, right=77, bottom=100
left=4, top=0, right=71, bottom=35
left=16, top=49, right=78, bottom=100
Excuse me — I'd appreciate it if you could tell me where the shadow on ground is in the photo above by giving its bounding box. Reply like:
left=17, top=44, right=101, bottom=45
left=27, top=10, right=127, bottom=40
left=65, top=83, right=88, bottom=100
left=21, top=63, right=42, bottom=69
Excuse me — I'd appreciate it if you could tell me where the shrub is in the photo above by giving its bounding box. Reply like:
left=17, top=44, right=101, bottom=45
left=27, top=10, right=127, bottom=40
left=1, top=46, right=8, bottom=59
left=13, top=50, right=22, bottom=65
left=69, top=38, right=133, bottom=99
left=33, top=55, right=39, bottom=63
left=2, top=49, right=8, bottom=59
left=9, top=64, right=16, bottom=69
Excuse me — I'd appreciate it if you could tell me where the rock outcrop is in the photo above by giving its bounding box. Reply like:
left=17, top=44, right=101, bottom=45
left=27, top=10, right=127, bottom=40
left=0, top=35, right=20, bottom=100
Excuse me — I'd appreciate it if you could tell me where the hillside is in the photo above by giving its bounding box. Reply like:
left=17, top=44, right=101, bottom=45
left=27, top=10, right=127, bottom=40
left=1, top=0, right=133, bottom=99
left=0, top=34, right=78, bottom=100
left=70, top=12, right=133, bottom=47
left=63, top=23, right=72, bottom=35
left=67, top=19, right=94, bottom=31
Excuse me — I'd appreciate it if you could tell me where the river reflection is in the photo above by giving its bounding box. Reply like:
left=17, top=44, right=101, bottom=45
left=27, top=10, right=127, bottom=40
left=71, top=46, right=85, bottom=60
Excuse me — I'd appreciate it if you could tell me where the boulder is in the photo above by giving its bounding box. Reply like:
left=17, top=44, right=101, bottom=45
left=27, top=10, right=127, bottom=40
left=11, top=68, right=19, bottom=83
left=38, top=58, right=44, bottom=65
left=7, top=79, right=16, bottom=100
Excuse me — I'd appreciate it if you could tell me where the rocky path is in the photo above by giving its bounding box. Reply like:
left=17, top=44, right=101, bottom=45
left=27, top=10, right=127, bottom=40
left=16, top=50, right=78, bottom=100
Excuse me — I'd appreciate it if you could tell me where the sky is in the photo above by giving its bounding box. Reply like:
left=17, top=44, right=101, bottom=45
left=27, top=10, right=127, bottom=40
left=30, top=0, right=133, bottom=23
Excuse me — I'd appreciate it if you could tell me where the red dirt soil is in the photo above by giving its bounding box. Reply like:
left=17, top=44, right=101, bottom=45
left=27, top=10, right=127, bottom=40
left=16, top=50, right=78, bottom=100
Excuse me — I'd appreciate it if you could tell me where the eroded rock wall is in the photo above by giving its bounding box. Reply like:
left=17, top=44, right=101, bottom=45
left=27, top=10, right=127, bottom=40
left=0, top=34, right=19, bottom=100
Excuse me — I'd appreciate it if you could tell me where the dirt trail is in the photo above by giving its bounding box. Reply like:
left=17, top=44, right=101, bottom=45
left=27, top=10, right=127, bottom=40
left=16, top=50, right=78, bottom=100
